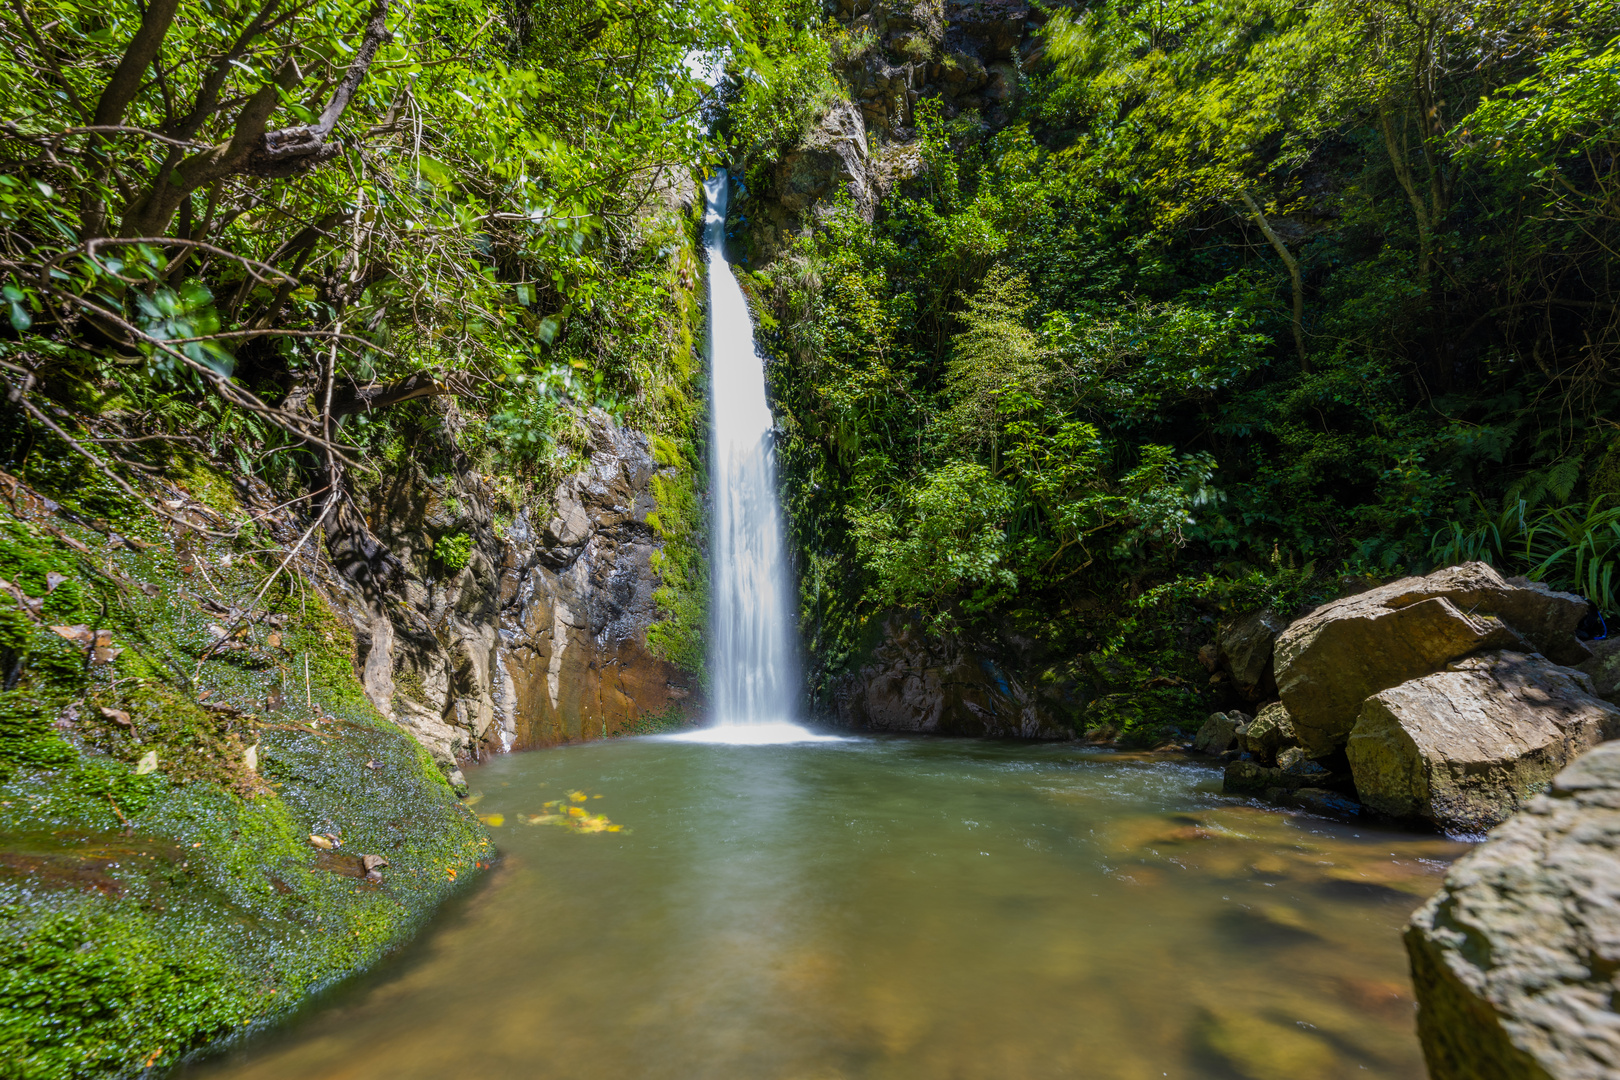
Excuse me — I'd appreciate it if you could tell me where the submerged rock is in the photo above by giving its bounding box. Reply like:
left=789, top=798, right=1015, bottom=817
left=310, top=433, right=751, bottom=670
left=1274, top=562, right=1586, bottom=757
left=1407, top=740, right=1620, bottom=1079
left=1347, top=652, right=1620, bottom=834
left=1283, top=787, right=1361, bottom=817
left=1224, top=758, right=1330, bottom=797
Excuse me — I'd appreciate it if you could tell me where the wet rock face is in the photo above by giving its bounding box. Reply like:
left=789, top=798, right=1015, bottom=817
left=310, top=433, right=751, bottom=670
left=1275, top=562, right=1589, bottom=757
left=341, top=410, right=700, bottom=778
left=831, top=615, right=1073, bottom=738
left=1348, top=651, right=1620, bottom=834
left=1407, top=740, right=1620, bottom=1079
left=495, top=424, right=699, bottom=747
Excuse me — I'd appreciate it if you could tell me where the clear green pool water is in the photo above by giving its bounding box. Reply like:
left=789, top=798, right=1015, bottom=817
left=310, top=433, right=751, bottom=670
left=183, top=734, right=1467, bottom=1080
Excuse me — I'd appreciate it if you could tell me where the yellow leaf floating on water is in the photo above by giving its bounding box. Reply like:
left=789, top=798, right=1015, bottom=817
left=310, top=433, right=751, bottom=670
left=521, top=792, right=627, bottom=834
left=478, top=813, right=505, bottom=827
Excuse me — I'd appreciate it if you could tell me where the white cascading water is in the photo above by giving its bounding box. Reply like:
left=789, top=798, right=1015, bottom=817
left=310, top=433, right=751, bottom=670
left=669, top=174, right=838, bottom=745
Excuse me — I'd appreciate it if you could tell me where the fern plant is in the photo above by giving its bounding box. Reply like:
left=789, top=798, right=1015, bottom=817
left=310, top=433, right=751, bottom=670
left=1431, top=497, right=1620, bottom=614
left=1521, top=500, right=1620, bottom=615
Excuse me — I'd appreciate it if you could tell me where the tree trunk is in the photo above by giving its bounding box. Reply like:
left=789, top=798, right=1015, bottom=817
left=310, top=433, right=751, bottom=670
left=1239, top=191, right=1308, bottom=371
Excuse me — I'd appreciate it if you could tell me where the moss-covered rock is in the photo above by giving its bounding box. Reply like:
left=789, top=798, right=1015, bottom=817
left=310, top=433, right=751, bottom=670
left=0, top=451, right=488, bottom=1078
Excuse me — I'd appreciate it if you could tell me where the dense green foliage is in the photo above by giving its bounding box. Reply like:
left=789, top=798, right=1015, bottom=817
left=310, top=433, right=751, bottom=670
left=733, top=0, right=1620, bottom=722
left=0, top=0, right=720, bottom=664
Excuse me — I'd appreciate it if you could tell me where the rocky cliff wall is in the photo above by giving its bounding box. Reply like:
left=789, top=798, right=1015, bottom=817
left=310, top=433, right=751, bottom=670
left=327, top=408, right=704, bottom=788
left=831, top=614, right=1078, bottom=738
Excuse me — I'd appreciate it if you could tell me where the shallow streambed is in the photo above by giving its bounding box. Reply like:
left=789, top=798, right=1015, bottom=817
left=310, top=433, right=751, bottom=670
left=183, top=734, right=1468, bottom=1080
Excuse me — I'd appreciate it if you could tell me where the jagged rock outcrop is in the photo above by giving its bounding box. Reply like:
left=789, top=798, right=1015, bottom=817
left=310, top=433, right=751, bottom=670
left=833, top=615, right=1073, bottom=738
left=334, top=408, right=701, bottom=784
left=740, top=0, right=1042, bottom=267
left=495, top=419, right=699, bottom=747
left=1406, top=740, right=1620, bottom=1079
left=1349, top=652, right=1620, bottom=834
left=1275, top=563, right=1589, bottom=757
left=775, top=100, right=875, bottom=222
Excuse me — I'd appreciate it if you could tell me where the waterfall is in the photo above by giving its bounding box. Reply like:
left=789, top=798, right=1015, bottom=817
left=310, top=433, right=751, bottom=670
left=669, top=174, right=838, bottom=745
left=705, top=173, right=799, bottom=726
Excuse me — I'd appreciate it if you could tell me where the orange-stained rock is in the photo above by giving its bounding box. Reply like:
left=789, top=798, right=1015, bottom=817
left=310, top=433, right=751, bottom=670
left=334, top=407, right=703, bottom=781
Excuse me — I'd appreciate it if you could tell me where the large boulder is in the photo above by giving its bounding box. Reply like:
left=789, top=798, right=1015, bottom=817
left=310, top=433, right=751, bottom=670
left=1217, top=609, right=1286, bottom=696
left=1275, top=562, right=1587, bottom=756
left=1406, top=740, right=1620, bottom=1079
left=1348, top=652, right=1620, bottom=834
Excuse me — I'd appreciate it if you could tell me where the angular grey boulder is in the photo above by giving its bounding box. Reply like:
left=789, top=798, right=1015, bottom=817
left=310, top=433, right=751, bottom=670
left=1347, top=651, right=1620, bottom=834
left=1216, top=609, right=1286, bottom=694
left=1379, top=563, right=1591, bottom=663
left=1274, top=562, right=1585, bottom=756
left=1406, top=741, right=1620, bottom=1080
left=1192, top=711, right=1240, bottom=754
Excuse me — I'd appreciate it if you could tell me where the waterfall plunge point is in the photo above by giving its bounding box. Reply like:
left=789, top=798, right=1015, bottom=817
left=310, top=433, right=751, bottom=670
left=665, top=175, right=841, bottom=746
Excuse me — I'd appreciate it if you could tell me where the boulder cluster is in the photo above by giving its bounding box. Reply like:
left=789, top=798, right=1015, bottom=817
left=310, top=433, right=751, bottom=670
left=1194, top=563, right=1620, bottom=835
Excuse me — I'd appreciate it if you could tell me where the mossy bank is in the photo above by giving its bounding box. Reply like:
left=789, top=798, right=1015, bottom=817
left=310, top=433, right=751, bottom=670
left=0, top=432, right=489, bottom=1079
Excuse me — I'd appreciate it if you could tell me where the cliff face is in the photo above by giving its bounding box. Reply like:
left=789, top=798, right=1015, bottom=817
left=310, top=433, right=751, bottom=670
left=331, top=410, right=705, bottom=787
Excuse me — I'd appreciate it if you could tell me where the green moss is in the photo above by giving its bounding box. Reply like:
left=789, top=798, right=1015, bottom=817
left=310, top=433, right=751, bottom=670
left=618, top=704, right=696, bottom=736
left=0, top=448, right=488, bottom=1078
left=645, top=454, right=708, bottom=678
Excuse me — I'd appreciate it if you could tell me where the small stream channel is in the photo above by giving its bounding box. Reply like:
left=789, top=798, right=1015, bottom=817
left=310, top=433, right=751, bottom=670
left=183, top=734, right=1467, bottom=1080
